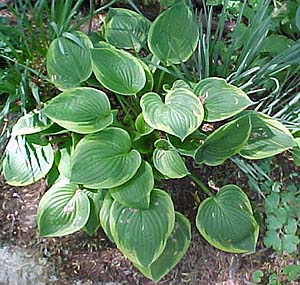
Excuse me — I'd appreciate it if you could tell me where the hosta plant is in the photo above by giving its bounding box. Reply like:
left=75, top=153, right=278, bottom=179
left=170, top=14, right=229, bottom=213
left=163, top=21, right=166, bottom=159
left=1, top=1, right=296, bottom=281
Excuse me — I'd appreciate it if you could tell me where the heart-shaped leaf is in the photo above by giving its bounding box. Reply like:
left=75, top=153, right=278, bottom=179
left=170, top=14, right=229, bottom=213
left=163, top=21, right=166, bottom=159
left=153, top=140, right=189, bottom=179
left=240, top=111, right=294, bottom=159
left=71, top=127, right=141, bottom=189
left=42, top=87, right=113, bottom=134
left=193, top=78, right=253, bottom=122
left=11, top=111, right=53, bottom=136
left=141, top=88, right=204, bottom=141
left=3, top=135, right=54, bottom=186
left=104, top=8, right=151, bottom=52
left=134, top=212, right=191, bottom=282
left=83, top=190, right=106, bottom=235
left=110, top=189, right=175, bottom=267
left=196, top=184, right=259, bottom=253
left=99, top=192, right=115, bottom=242
left=148, top=1, right=199, bottom=65
left=37, top=178, right=90, bottom=237
left=91, top=48, right=146, bottom=95
left=195, top=114, right=251, bottom=166
left=46, top=32, right=93, bottom=90
left=110, top=161, right=154, bottom=209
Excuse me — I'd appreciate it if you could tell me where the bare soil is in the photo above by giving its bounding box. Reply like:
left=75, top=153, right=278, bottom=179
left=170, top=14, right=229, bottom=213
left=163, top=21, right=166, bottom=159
left=0, top=156, right=299, bottom=285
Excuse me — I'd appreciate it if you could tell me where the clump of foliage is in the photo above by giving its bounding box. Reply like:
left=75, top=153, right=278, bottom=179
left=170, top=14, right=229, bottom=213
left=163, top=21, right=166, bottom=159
left=1, top=0, right=299, bottom=281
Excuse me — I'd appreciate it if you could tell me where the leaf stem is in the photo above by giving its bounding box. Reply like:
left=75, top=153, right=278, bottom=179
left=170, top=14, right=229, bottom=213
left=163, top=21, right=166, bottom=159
left=189, top=173, right=213, bottom=197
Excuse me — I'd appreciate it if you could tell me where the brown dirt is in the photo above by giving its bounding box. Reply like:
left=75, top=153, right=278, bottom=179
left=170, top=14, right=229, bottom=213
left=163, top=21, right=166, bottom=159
left=1, top=156, right=299, bottom=285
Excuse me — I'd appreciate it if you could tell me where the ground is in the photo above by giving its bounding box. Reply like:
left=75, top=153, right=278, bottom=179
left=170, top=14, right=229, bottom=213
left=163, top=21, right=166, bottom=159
left=0, top=157, right=299, bottom=285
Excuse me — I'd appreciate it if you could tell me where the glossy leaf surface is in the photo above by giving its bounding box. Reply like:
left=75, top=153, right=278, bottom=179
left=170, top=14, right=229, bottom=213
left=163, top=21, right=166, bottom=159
left=110, top=189, right=175, bottom=267
left=43, top=87, right=113, bottom=134
left=240, top=111, right=294, bottom=159
left=71, top=127, right=141, bottom=188
left=105, top=8, right=150, bottom=51
left=135, top=212, right=191, bottom=281
left=3, top=135, right=54, bottom=186
left=37, top=179, right=90, bottom=237
left=110, top=161, right=154, bottom=209
left=194, top=78, right=253, bottom=122
left=148, top=1, right=199, bottom=65
left=91, top=48, right=146, bottom=95
left=46, top=32, right=93, bottom=90
left=195, top=115, right=251, bottom=166
left=141, top=88, right=204, bottom=141
left=153, top=141, right=189, bottom=178
left=11, top=112, right=53, bottom=136
left=196, top=185, right=259, bottom=253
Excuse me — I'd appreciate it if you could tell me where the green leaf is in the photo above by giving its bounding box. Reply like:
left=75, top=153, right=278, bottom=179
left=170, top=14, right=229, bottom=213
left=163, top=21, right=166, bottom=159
left=141, top=88, right=204, bottom=141
left=104, top=8, right=151, bottom=52
left=282, top=234, right=300, bottom=254
left=3, top=135, right=54, bottom=186
left=195, top=115, right=251, bottom=166
left=134, top=212, right=191, bottom=282
left=148, top=1, right=199, bottom=65
left=285, top=219, right=297, bottom=235
left=196, top=184, right=259, bottom=253
left=11, top=111, right=53, bottom=136
left=46, top=32, right=93, bottom=90
left=240, top=111, right=294, bottom=159
left=37, top=178, right=90, bottom=237
left=252, top=270, right=264, bottom=283
left=91, top=48, right=146, bottom=95
left=168, top=131, right=207, bottom=157
left=42, top=87, right=113, bottom=134
left=71, top=127, right=141, bottom=189
left=193, top=78, right=253, bottom=122
left=58, top=146, right=72, bottom=179
left=84, top=190, right=106, bottom=235
left=110, top=189, right=175, bottom=267
left=153, top=140, right=189, bottom=178
left=109, top=161, right=154, bottom=209
left=99, top=192, right=115, bottom=242
left=264, top=230, right=281, bottom=251
left=135, top=113, right=153, bottom=138
left=261, top=35, right=295, bottom=56
left=296, top=5, right=300, bottom=32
